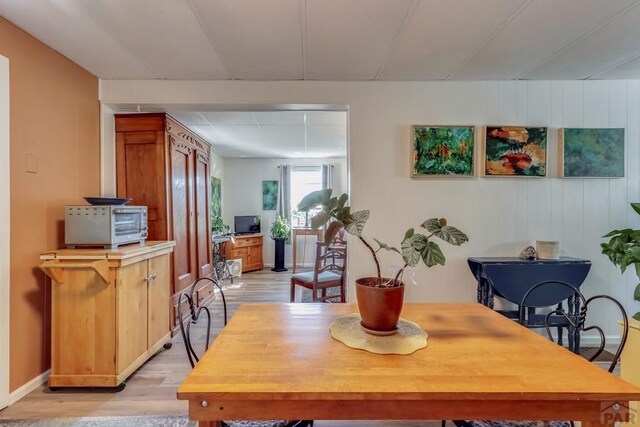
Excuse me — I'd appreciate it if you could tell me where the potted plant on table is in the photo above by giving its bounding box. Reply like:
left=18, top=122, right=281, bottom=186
left=270, top=215, right=291, bottom=273
left=211, top=214, right=230, bottom=236
left=298, top=189, right=469, bottom=334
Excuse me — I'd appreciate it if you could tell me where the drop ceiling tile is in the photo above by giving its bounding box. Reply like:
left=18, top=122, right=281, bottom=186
left=305, top=0, right=414, bottom=80
left=523, top=3, right=640, bottom=79
left=453, top=0, right=638, bottom=80
left=78, top=0, right=229, bottom=79
left=0, top=0, right=154, bottom=78
left=306, top=126, right=347, bottom=155
left=254, top=112, right=305, bottom=126
left=380, top=0, right=527, bottom=80
left=596, top=54, right=640, bottom=79
left=200, top=112, right=258, bottom=126
left=260, top=126, right=305, bottom=148
left=169, top=112, right=210, bottom=126
left=305, top=112, right=347, bottom=126
left=214, top=125, right=268, bottom=147
left=189, top=0, right=303, bottom=80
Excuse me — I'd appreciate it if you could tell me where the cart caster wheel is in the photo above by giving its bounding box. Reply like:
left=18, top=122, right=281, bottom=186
left=163, top=342, right=173, bottom=350
left=112, top=382, right=126, bottom=392
left=49, top=386, right=62, bottom=392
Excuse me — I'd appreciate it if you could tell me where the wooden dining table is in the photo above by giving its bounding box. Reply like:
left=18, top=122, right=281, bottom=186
left=177, top=303, right=640, bottom=427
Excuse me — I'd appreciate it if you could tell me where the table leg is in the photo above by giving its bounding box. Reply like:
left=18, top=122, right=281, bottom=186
left=293, top=234, right=297, bottom=273
left=476, top=278, right=483, bottom=304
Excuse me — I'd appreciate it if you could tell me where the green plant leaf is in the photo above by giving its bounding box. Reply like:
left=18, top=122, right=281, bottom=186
left=421, top=218, right=441, bottom=233
left=633, top=312, right=640, bottom=322
left=373, top=238, right=400, bottom=254
left=634, top=283, right=640, bottom=302
left=432, top=225, right=469, bottom=246
left=337, top=193, right=348, bottom=209
left=324, top=221, right=343, bottom=246
left=343, top=210, right=369, bottom=237
left=298, top=189, right=332, bottom=211
left=602, top=229, right=623, bottom=238
left=422, top=241, right=446, bottom=267
left=632, top=202, right=640, bottom=216
left=401, top=233, right=428, bottom=267
left=327, top=197, right=338, bottom=212
left=311, top=210, right=330, bottom=230
left=404, top=228, right=414, bottom=241
left=636, top=263, right=640, bottom=278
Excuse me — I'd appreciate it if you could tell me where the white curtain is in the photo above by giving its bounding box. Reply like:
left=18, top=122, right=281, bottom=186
left=277, top=164, right=291, bottom=228
left=322, top=164, right=333, bottom=191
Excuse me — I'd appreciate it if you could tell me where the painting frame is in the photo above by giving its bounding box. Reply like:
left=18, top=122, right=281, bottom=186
left=481, top=125, right=549, bottom=178
left=262, top=180, right=278, bottom=211
left=558, top=127, right=627, bottom=179
left=409, top=125, right=477, bottom=179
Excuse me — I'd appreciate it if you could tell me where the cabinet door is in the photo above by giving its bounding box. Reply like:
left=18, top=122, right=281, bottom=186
left=117, top=261, right=148, bottom=372
left=115, top=130, right=167, bottom=240
left=170, top=138, right=197, bottom=294
left=147, top=254, right=170, bottom=347
left=194, top=150, right=213, bottom=278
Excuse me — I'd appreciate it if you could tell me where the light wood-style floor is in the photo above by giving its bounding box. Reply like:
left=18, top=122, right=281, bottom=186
left=0, top=268, right=439, bottom=426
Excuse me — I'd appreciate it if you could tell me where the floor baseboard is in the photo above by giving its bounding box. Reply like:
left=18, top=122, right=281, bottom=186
left=8, top=369, right=50, bottom=406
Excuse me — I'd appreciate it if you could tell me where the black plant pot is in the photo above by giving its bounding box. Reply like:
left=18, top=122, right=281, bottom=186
left=271, top=238, right=288, bottom=272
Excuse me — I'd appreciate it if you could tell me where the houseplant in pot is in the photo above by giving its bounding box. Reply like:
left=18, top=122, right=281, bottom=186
left=270, top=215, right=291, bottom=272
left=298, top=189, right=469, bottom=334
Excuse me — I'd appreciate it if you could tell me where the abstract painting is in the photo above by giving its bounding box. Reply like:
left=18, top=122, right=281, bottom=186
left=484, top=126, right=547, bottom=177
left=210, top=176, right=221, bottom=217
left=262, top=180, right=278, bottom=211
left=560, top=128, right=625, bottom=178
left=411, top=125, right=475, bottom=177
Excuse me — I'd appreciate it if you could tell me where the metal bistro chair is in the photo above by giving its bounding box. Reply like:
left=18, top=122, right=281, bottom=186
left=178, top=278, right=313, bottom=427
left=290, top=242, right=347, bottom=303
left=445, top=282, right=629, bottom=427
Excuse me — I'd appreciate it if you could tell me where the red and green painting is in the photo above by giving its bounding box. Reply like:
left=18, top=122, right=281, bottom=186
left=484, top=126, right=547, bottom=176
left=412, top=125, right=474, bottom=177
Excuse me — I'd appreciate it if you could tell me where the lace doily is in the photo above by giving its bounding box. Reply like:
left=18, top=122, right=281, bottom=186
left=329, top=313, right=428, bottom=355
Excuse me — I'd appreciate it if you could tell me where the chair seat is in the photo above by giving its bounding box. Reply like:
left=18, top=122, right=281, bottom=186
left=457, top=420, right=570, bottom=427
left=292, top=271, right=341, bottom=283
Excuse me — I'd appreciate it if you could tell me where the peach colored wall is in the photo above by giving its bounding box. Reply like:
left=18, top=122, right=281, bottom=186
left=0, top=17, right=99, bottom=392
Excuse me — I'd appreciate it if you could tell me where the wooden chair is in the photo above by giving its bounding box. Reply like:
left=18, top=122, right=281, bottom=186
left=290, top=243, right=347, bottom=303
left=178, top=278, right=313, bottom=427
left=444, top=282, right=629, bottom=427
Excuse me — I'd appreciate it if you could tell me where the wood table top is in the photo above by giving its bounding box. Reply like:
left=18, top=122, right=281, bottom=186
left=177, top=303, right=640, bottom=403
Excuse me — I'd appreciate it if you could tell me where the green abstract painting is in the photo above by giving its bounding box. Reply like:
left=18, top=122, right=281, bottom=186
left=561, top=128, right=625, bottom=178
left=412, top=125, right=474, bottom=177
left=210, top=176, right=221, bottom=217
left=262, top=180, right=278, bottom=211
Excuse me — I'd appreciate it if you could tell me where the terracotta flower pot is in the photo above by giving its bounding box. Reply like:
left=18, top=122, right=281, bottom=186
left=355, top=277, right=405, bottom=333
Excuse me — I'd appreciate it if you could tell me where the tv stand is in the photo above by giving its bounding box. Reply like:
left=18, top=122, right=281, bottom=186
left=224, top=234, right=263, bottom=273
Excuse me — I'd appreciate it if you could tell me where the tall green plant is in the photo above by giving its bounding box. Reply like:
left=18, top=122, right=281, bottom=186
left=270, top=215, right=291, bottom=240
left=298, top=189, right=469, bottom=286
left=601, top=202, right=640, bottom=319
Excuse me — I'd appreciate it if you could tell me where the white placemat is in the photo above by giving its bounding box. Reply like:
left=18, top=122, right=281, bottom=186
left=329, top=313, right=428, bottom=355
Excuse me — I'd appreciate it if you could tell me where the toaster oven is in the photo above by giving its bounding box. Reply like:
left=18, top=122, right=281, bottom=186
left=65, top=205, right=148, bottom=249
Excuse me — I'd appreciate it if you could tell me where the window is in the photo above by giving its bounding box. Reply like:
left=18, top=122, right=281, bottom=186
left=290, top=166, right=322, bottom=228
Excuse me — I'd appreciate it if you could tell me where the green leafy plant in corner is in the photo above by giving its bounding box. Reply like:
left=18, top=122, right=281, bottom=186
left=601, top=202, right=640, bottom=320
left=297, top=189, right=469, bottom=287
left=211, top=214, right=230, bottom=235
left=270, top=215, right=291, bottom=240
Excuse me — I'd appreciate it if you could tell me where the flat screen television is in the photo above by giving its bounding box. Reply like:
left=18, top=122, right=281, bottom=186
left=234, top=215, right=261, bottom=235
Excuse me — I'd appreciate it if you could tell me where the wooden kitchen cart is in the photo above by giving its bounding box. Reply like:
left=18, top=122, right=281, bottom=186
left=40, top=241, right=175, bottom=390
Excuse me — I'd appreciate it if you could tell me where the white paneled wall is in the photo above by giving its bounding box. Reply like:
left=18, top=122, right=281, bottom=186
left=100, top=79, right=640, bottom=338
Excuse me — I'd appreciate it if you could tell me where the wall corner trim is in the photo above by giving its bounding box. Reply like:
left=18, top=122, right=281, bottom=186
left=8, top=369, right=50, bottom=406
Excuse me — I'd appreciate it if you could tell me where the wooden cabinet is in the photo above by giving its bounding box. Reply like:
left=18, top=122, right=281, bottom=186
left=225, top=234, right=264, bottom=273
left=115, top=113, right=213, bottom=331
left=39, top=241, right=175, bottom=389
